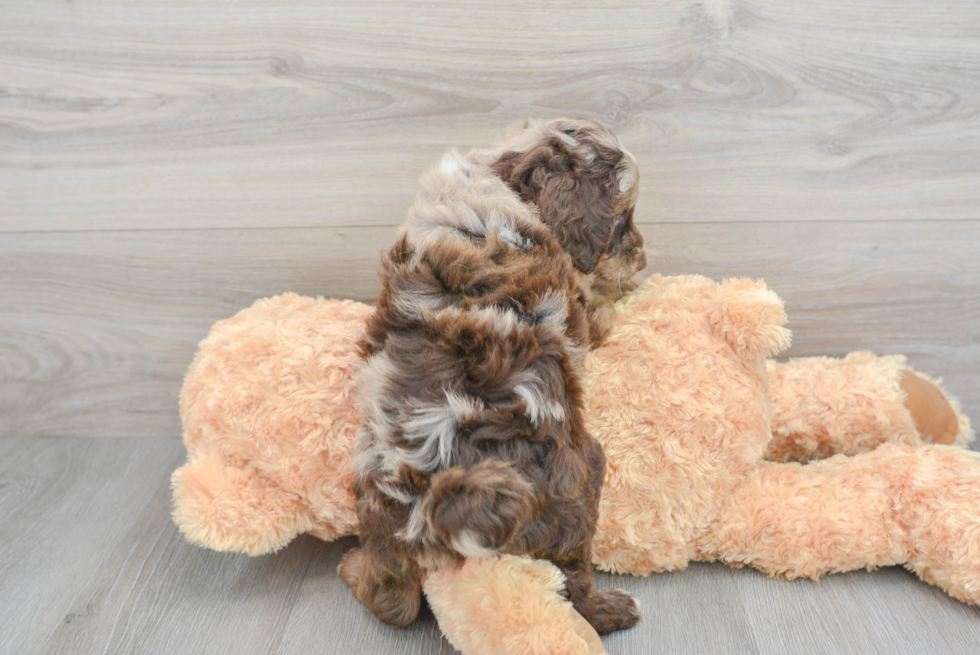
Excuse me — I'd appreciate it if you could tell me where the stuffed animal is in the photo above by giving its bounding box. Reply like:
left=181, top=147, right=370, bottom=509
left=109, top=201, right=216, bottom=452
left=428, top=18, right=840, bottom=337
left=172, top=274, right=977, bottom=655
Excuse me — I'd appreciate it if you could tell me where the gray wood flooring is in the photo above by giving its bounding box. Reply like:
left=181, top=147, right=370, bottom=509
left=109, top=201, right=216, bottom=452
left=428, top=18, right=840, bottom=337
left=1, top=437, right=979, bottom=655
left=2, top=0, right=980, bottom=652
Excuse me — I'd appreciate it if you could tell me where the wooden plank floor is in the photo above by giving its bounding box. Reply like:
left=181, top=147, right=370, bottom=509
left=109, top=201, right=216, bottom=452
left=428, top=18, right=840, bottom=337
left=2, top=0, right=980, bottom=653
left=0, top=437, right=978, bottom=655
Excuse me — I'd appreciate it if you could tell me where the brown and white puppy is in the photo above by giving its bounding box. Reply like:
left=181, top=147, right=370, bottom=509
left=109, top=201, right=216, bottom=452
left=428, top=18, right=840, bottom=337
left=340, top=118, right=646, bottom=635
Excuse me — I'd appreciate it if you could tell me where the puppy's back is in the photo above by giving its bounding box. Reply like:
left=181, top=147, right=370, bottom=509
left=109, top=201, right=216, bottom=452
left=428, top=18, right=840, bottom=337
left=354, top=150, right=592, bottom=561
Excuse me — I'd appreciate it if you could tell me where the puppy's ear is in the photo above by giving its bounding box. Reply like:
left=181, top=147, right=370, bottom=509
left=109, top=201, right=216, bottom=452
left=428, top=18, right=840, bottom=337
left=490, top=140, right=620, bottom=274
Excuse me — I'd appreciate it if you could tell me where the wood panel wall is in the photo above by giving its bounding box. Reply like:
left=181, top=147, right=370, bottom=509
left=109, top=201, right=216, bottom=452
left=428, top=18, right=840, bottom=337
left=2, top=0, right=978, bottom=438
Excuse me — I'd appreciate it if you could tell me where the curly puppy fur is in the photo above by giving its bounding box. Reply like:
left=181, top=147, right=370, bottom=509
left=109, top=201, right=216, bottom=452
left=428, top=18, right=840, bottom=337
left=341, top=118, right=645, bottom=635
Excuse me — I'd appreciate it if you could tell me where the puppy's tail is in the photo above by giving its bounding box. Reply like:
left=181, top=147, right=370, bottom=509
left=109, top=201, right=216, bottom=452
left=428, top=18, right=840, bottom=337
left=418, top=459, right=535, bottom=558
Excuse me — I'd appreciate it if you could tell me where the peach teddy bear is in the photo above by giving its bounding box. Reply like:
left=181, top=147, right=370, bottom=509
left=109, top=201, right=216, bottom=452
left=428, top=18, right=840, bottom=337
left=172, top=274, right=977, bottom=655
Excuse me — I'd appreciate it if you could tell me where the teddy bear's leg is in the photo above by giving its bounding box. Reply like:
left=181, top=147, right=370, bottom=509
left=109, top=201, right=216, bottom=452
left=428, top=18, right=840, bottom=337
left=171, top=449, right=313, bottom=555
left=702, top=444, right=980, bottom=605
left=764, top=352, right=973, bottom=463
left=423, top=555, right=608, bottom=655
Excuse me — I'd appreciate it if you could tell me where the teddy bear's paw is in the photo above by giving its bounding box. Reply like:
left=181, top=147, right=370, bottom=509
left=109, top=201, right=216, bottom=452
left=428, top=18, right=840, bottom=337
left=589, top=587, right=641, bottom=635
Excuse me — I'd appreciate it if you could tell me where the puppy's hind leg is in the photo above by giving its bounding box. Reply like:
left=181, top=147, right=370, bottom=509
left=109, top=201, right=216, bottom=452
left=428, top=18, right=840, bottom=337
left=338, top=544, right=423, bottom=628
left=557, top=545, right=641, bottom=636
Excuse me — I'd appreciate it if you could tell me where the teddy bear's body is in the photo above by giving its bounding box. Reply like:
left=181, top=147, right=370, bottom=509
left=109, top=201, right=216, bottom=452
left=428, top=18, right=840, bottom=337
left=173, top=274, right=977, bottom=655
left=585, top=276, right=980, bottom=610
left=587, top=275, right=788, bottom=574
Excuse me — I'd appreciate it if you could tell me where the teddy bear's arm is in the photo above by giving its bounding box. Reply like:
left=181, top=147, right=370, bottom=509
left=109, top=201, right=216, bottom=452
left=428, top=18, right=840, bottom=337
left=424, top=555, right=607, bottom=655
left=764, top=352, right=973, bottom=463
left=172, top=448, right=316, bottom=555
left=705, top=278, right=792, bottom=362
left=702, top=444, right=980, bottom=606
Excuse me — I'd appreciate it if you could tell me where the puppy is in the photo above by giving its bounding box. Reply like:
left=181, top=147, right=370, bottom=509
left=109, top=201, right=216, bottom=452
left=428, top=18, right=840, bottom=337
left=340, top=118, right=646, bottom=635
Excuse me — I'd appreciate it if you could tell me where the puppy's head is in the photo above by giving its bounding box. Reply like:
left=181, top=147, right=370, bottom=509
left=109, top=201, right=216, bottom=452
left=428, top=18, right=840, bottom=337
left=472, top=117, right=646, bottom=288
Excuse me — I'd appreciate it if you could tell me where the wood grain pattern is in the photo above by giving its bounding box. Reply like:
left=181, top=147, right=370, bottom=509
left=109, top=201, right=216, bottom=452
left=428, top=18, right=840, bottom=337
left=736, top=565, right=980, bottom=654
left=0, top=226, right=389, bottom=439
left=44, top=479, right=319, bottom=655
left=2, top=0, right=980, bottom=231
left=601, top=564, right=760, bottom=655
left=2, top=220, right=977, bottom=439
left=3, top=438, right=978, bottom=655
left=2, top=1, right=979, bottom=650
left=275, top=537, right=459, bottom=655
left=0, top=438, right=184, bottom=655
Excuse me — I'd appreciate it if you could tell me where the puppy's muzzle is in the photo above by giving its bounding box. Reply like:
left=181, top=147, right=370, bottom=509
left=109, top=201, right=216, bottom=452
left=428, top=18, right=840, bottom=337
left=635, top=251, right=647, bottom=271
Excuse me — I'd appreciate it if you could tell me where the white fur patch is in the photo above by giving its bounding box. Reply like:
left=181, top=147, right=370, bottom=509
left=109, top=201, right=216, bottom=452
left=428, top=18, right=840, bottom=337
left=557, top=131, right=579, bottom=148
left=385, top=389, right=485, bottom=475
left=354, top=353, right=398, bottom=477
left=392, top=286, right=446, bottom=321
left=400, top=403, right=459, bottom=472
left=351, top=433, right=381, bottom=479
left=397, top=503, right=427, bottom=542
left=530, top=291, right=568, bottom=332
left=439, top=149, right=474, bottom=180
left=616, top=155, right=637, bottom=195
left=376, top=481, right=416, bottom=505
left=401, top=143, right=548, bottom=261
left=514, top=381, right=566, bottom=426
left=451, top=529, right=497, bottom=558
left=441, top=155, right=462, bottom=177
left=445, top=391, right=485, bottom=421
left=488, top=307, right=519, bottom=338
left=358, top=352, right=395, bottom=405
left=491, top=219, right=528, bottom=250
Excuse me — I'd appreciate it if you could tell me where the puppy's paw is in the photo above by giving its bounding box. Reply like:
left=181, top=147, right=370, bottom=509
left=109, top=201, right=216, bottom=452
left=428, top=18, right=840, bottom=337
left=338, top=547, right=368, bottom=597
left=590, top=587, right=641, bottom=635
left=338, top=547, right=422, bottom=627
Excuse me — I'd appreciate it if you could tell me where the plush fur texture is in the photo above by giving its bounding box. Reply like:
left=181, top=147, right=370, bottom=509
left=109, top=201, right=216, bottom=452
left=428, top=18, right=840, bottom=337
left=348, top=119, right=645, bottom=634
left=173, top=294, right=370, bottom=556
left=424, top=554, right=607, bottom=655
left=173, top=275, right=977, bottom=655
left=764, top=352, right=971, bottom=462
left=583, top=275, right=976, bottom=581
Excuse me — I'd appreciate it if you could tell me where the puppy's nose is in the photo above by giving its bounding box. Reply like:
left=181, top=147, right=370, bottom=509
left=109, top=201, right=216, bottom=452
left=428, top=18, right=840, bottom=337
left=636, top=250, right=647, bottom=271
